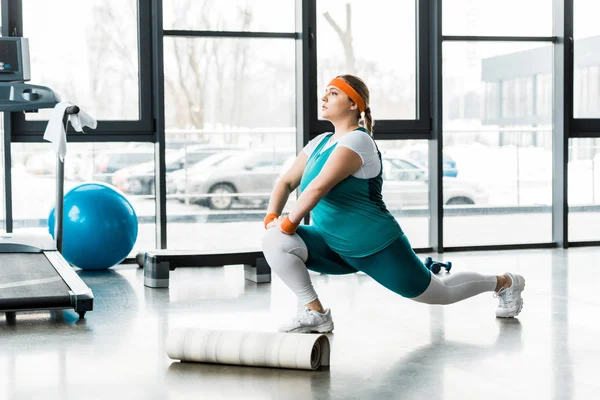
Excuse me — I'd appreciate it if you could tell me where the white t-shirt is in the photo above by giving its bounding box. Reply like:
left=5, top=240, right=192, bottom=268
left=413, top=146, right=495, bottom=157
left=302, top=130, right=381, bottom=179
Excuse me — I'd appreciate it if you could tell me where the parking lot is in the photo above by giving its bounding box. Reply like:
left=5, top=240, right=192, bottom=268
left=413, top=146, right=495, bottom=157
left=5, top=165, right=600, bottom=254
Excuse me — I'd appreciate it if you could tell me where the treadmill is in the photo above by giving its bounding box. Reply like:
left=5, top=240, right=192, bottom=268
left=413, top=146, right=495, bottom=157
left=0, top=37, right=94, bottom=319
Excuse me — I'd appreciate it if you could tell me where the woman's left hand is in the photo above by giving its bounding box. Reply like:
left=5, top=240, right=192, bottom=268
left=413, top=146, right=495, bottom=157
left=275, top=216, right=295, bottom=235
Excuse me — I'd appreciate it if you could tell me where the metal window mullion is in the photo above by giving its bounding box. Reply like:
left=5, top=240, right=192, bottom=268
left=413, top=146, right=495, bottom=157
left=13, top=120, right=154, bottom=135
left=164, top=30, right=298, bottom=39
left=9, top=133, right=156, bottom=143
left=372, top=132, right=431, bottom=140
left=429, top=0, right=443, bottom=252
left=443, top=35, right=557, bottom=42
left=307, top=0, right=320, bottom=137
left=313, top=120, right=432, bottom=136
left=553, top=0, right=571, bottom=248
left=296, top=0, right=311, bottom=155
left=138, top=0, right=154, bottom=133
left=417, top=0, right=431, bottom=127
left=301, top=0, right=316, bottom=226
left=569, top=130, right=600, bottom=138
left=572, top=119, right=600, bottom=135
left=151, top=0, right=167, bottom=249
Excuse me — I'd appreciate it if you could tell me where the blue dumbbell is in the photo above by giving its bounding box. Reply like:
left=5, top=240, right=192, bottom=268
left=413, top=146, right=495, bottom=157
left=424, top=257, right=452, bottom=274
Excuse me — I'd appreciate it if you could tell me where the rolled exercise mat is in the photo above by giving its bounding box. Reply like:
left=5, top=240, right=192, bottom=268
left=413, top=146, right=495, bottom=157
left=166, top=328, right=331, bottom=371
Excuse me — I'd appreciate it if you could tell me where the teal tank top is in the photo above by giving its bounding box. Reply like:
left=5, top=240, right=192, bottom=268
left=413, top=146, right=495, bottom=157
left=299, top=129, right=403, bottom=257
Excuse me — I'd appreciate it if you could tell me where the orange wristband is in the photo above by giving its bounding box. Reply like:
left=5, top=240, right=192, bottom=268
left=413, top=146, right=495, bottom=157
left=263, top=213, right=279, bottom=229
left=280, top=216, right=300, bottom=234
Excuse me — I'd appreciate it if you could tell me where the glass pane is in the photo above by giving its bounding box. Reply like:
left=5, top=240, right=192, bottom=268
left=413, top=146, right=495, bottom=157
left=163, top=0, right=295, bottom=32
left=442, top=0, right=552, bottom=36
left=377, top=140, right=429, bottom=248
left=163, top=38, right=296, bottom=251
left=574, top=0, right=600, bottom=118
left=443, top=42, right=553, bottom=246
left=568, top=138, right=600, bottom=241
left=317, top=0, right=416, bottom=120
left=22, top=0, right=140, bottom=121
left=11, top=142, right=155, bottom=257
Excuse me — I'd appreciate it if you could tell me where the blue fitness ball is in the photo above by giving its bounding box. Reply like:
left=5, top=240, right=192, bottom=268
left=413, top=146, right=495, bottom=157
left=48, top=182, right=138, bottom=270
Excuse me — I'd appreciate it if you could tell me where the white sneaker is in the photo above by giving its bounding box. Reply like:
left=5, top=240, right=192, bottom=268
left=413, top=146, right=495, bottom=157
left=494, top=273, right=525, bottom=318
left=278, top=308, right=334, bottom=333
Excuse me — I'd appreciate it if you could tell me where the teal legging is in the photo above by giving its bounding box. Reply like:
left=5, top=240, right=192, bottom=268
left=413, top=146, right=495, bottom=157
left=295, top=225, right=432, bottom=298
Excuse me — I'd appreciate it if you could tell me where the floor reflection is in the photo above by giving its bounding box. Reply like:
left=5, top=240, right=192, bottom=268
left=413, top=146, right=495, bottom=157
left=1, top=248, right=596, bottom=400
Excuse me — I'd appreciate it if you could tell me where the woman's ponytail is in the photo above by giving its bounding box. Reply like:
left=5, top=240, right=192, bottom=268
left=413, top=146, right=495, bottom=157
left=362, top=107, right=374, bottom=136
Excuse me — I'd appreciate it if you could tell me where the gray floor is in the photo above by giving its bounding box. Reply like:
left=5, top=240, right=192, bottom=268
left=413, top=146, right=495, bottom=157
left=1, top=247, right=598, bottom=400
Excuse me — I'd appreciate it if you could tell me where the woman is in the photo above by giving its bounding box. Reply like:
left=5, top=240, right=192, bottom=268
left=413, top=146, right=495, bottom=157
left=261, top=74, right=525, bottom=333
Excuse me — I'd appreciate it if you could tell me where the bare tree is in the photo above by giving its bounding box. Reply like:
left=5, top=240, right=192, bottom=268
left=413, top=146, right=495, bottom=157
left=226, top=6, right=253, bottom=129
left=164, top=0, right=255, bottom=140
left=88, top=1, right=138, bottom=119
left=323, top=3, right=356, bottom=73
left=321, top=3, right=417, bottom=120
left=165, top=0, right=214, bottom=132
left=86, top=1, right=275, bottom=136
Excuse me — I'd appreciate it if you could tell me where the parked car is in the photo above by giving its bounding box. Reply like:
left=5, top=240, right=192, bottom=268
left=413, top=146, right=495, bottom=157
left=381, top=157, right=487, bottom=207
left=169, top=149, right=294, bottom=210
left=94, top=146, right=155, bottom=183
left=24, top=148, right=90, bottom=181
left=278, top=154, right=487, bottom=209
left=166, top=151, right=239, bottom=198
left=111, top=145, right=244, bottom=195
left=389, top=144, right=459, bottom=177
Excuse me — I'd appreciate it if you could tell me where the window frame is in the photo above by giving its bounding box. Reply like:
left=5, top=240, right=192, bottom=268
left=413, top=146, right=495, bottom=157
left=309, top=0, right=431, bottom=140
left=571, top=1, right=600, bottom=136
left=5, top=0, right=155, bottom=143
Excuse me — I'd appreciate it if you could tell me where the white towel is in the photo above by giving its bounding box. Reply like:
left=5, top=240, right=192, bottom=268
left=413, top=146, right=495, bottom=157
left=43, top=100, right=98, bottom=162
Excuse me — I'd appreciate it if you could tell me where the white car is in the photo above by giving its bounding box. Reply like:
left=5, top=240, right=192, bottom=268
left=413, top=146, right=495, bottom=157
left=168, top=150, right=294, bottom=209
left=381, top=157, right=488, bottom=208
left=278, top=154, right=488, bottom=210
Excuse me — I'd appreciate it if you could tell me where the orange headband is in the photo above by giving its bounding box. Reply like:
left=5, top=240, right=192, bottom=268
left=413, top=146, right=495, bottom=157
left=328, top=78, right=366, bottom=113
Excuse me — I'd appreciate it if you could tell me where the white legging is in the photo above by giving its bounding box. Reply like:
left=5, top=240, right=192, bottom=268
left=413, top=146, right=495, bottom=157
left=261, top=228, right=497, bottom=305
left=412, top=271, right=497, bottom=305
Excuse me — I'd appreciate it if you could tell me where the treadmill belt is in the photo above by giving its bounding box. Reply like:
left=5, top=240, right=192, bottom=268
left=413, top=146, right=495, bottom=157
left=0, top=253, right=72, bottom=309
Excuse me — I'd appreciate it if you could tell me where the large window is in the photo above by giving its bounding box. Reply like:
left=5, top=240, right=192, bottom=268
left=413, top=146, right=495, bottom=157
left=442, top=0, right=552, bottom=37
left=317, top=0, right=417, bottom=120
left=2, top=0, right=588, bottom=253
left=163, top=37, right=296, bottom=251
left=574, top=0, right=600, bottom=118
left=443, top=42, right=553, bottom=246
left=22, top=0, right=140, bottom=121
